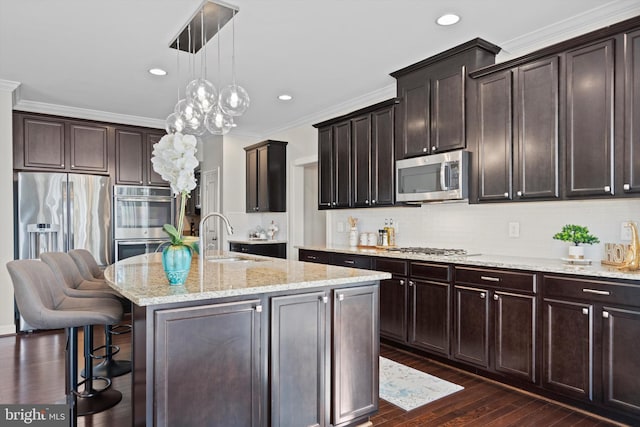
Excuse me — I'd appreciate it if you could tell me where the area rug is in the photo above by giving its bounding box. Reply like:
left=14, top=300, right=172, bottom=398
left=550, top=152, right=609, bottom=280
left=379, top=357, right=464, bottom=411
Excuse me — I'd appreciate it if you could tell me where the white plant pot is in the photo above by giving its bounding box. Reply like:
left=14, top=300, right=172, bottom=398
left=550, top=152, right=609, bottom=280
left=568, top=245, right=585, bottom=259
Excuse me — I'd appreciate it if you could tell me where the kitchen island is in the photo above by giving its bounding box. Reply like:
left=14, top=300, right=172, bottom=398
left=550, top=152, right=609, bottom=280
left=104, top=252, right=390, bottom=427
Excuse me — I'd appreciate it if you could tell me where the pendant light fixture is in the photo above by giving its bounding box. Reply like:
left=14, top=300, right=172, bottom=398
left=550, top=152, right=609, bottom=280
left=166, top=1, right=247, bottom=136
left=219, top=9, right=250, bottom=117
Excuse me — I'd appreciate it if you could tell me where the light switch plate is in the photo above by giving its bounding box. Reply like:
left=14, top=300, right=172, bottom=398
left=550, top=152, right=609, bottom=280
left=508, top=222, right=520, bottom=238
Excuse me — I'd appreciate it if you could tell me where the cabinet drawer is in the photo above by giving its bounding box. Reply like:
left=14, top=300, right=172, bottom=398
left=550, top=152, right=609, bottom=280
left=374, top=258, right=408, bottom=276
left=298, top=249, right=331, bottom=264
left=543, top=275, right=640, bottom=306
left=455, top=267, right=536, bottom=293
left=410, top=262, right=450, bottom=282
left=331, top=253, right=372, bottom=270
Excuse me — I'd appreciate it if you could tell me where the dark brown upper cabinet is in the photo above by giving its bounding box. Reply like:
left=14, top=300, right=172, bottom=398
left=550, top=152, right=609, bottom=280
left=315, top=99, right=397, bottom=210
left=473, top=57, right=560, bottom=203
left=244, top=140, right=287, bottom=213
left=115, top=127, right=168, bottom=186
left=391, top=39, right=500, bottom=160
left=13, top=112, right=111, bottom=174
left=623, top=28, right=640, bottom=195
left=565, top=39, right=615, bottom=198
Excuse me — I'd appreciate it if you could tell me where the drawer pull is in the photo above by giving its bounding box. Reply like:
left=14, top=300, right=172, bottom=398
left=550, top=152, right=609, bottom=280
left=343, top=260, right=355, bottom=265
left=582, top=288, right=610, bottom=296
left=481, top=276, right=500, bottom=282
left=338, top=294, right=344, bottom=301
left=582, top=308, right=589, bottom=315
left=602, top=311, right=609, bottom=319
left=480, top=292, right=486, bottom=299
left=255, top=305, right=263, bottom=313
left=321, top=296, right=328, bottom=304
left=307, top=255, right=317, bottom=260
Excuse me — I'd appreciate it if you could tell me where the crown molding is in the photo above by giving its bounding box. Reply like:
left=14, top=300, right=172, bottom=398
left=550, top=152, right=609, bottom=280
left=13, top=100, right=166, bottom=129
left=498, top=1, right=640, bottom=60
left=257, top=83, right=397, bottom=139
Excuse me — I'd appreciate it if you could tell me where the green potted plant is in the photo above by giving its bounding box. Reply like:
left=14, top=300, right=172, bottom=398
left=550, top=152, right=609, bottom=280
left=552, top=224, right=600, bottom=259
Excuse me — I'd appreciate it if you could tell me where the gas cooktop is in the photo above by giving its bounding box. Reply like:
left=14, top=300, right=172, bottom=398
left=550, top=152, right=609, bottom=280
left=385, top=247, right=478, bottom=256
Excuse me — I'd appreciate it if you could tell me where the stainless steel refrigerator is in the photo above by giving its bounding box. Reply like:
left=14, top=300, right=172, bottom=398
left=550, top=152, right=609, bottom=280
left=15, top=172, right=111, bottom=330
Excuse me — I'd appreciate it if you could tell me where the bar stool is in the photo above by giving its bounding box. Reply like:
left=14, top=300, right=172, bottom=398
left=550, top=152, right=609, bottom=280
left=69, top=249, right=133, bottom=378
left=40, top=252, right=132, bottom=378
left=7, top=260, right=123, bottom=427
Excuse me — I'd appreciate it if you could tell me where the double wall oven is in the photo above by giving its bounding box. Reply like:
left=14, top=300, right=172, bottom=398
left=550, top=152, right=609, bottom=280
left=113, top=185, right=174, bottom=261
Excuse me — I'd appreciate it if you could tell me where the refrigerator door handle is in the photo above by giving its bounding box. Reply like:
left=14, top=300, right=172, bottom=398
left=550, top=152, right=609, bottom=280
left=67, top=180, right=74, bottom=250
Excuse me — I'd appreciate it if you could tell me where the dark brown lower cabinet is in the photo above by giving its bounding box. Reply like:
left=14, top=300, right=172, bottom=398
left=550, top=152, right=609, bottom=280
left=333, top=285, right=379, bottom=426
left=543, top=274, right=640, bottom=419
left=453, top=267, right=537, bottom=383
left=154, top=300, right=263, bottom=427
left=271, top=292, right=328, bottom=427
left=542, top=298, right=593, bottom=401
left=454, top=285, right=490, bottom=367
left=229, top=242, right=286, bottom=259
left=409, top=279, right=450, bottom=356
left=379, top=277, right=407, bottom=342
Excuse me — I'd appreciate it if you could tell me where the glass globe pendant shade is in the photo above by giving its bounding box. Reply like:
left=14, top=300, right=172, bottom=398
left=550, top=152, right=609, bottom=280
left=165, top=112, right=186, bottom=134
left=219, top=84, right=250, bottom=116
left=204, top=105, right=234, bottom=135
left=175, top=98, right=205, bottom=135
left=186, top=78, right=218, bottom=113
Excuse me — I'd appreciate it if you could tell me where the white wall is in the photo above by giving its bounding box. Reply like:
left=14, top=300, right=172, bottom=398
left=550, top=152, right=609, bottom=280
left=0, top=83, right=17, bottom=334
left=326, top=199, right=640, bottom=261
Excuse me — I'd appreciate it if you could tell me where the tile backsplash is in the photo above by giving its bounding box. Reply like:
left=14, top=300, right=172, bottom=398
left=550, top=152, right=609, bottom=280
left=327, top=199, right=640, bottom=260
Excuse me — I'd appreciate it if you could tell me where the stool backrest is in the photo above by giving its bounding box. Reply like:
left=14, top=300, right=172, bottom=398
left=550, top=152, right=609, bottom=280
left=7, top=260, right=66, bottom=330
left=69, top=249, right=104, bottom=280
left=40, top=252, right=86, bottom=290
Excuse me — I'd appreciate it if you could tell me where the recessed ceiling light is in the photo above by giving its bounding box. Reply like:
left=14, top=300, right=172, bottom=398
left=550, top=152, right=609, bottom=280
left=278, top=94, right=293, bottom=101
left=148, top=68, right=167, bottom=76
left=436, top=14, right=460, bottom=26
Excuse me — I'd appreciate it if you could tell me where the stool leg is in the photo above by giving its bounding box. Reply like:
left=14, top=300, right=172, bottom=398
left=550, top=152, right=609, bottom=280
left=91, top=324, right=132, bottom=378
left=76, top=325, right=122, bottom=416
left=66, top=327, right=78, bottom=427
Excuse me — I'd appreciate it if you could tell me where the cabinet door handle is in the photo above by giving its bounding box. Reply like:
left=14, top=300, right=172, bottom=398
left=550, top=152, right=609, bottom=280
left=332, top=202, right=336, bottom=206
left=338, top=294, right=344, bottom=301
left=422, top=147, right=427, bottom=152
left=516, top=191, right=523, bottom=197
left=582, top=288, right=610, bottom=296
left=321, top=296, right=328, bottom=304
left=624, top=184, right=631, bottom=191
left=343, top=260, right=355, bottom=265
left=481, top=276, right=500, bottom=282
left=399, top=280, right=405, bottom=286
left=503, top=192, right=509, bottom=198
left=493, top=294, right=499, bottom=300
left=365, top=199, right=369, bottom=204
left=409, top=281, right=415, bottom=287
left=432, top=146, right=436, bottom=151
left=255, top=305, right=263, bottom=313
left=582, top=307, right=589, bottom=315
left=602, top=311, right=609, bottom=319
left=480, top=292, right=486, bottom=299
left=604, top=185, right=611, bottom=192
left=372, top=200, right=376, bottom=204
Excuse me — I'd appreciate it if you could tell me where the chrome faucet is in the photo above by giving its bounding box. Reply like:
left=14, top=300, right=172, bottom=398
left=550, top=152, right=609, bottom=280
left=199, top=212, right=234, bottom=286
left=199, top=212, right=234, bottom=254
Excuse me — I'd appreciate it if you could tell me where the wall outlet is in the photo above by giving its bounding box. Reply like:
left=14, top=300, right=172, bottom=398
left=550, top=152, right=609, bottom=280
left=337, top=221, right=345, bottom=233
left=508, top=222, right=520, bottom=238
left=621, top=222, right=632, bottom=240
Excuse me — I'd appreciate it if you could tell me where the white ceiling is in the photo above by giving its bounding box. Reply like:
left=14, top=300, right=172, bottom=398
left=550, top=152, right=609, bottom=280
left=1, top=0, right=640, bottom=138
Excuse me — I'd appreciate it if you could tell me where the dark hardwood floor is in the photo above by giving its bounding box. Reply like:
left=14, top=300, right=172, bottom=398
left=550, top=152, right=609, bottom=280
left=0, top=329, right=629, bottom=426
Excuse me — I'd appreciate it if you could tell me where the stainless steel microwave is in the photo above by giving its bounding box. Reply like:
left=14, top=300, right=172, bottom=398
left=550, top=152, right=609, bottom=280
left=396, top=150, right=469, bottom=202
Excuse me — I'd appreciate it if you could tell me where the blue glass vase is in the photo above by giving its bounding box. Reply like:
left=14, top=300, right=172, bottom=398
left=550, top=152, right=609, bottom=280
left=162, top=245, right=192, bottom=285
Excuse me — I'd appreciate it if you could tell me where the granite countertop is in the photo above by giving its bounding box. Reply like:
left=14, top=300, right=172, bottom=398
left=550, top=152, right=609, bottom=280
left=104, top=251, right=390, bottom=306
left=296, top=245, right=640, bottom=282
left=228, top=239, right=288, bottom=245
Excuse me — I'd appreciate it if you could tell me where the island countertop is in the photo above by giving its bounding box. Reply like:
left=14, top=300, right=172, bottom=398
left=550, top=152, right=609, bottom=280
left=104, top=251, right=391, bottom=306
